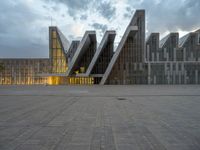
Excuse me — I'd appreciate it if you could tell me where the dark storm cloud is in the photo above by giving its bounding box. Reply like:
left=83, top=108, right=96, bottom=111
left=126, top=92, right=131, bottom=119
left=0, top=1, right=48, bottom=58
left=91, top=23, right=108, bottom=34
left=127, top=0, right=200, bottom=35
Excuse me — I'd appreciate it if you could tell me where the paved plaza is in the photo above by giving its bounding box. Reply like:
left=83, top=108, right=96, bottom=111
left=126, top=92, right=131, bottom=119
left=0, top=85, right=200, bottom=150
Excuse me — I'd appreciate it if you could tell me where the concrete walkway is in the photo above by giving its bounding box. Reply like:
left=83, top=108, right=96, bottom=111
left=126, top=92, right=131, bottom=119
left=0, top=85, right=200, bottom=150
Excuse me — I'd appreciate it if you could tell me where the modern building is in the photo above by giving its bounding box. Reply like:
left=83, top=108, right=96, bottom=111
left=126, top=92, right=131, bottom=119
left=0, top=9, right=200, bottom=85
left=146, top=30, right=200, bottom=84
left=0, top=59, right=49, bottom=85
left=100, top=10, right=146, bottom=84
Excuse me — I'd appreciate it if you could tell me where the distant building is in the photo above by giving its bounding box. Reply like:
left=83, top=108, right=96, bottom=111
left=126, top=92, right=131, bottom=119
left=146, top=30, right=200, bottom=84
left=0, top=10, right=200, bottom=85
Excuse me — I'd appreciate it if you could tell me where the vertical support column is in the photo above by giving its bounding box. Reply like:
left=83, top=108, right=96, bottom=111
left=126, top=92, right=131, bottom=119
left=176, top=63, right=179, bottom=74
left=154, top=75, right=156, bottom=85
left=170, top=62, right=173, bottom=84
left=123, top=70, right=126, bottom=85
left=167, top=52, right=169, bottom=61
left=181, top=62, right=184, bottom=84
left=164, top=63, right=167, bottom=74
left=139, top=63, right=142, bottom=70
left=174, top=48, right=176, bottom=61
left=173, top=72, right=176, bottom=84
left=179, top=71, right=181, bottom=84
left=167, top=70, right=170, bottom=85
left=173, top=73, right=176, bottom=84
left=152, top=53, right=154, bottom=62
left=176, top=62, right=178, bottom=84
left=157, top=52, right=159, bottom=61
left=134, top=63, right=137, bottom=71
left=173, top=63, right=175, bottom=84
left=191, top=52, right=194, bottom=61
left=183, top=48, right=186, bottom=61
left=195, top=69, right=198, bottom=84
left=147, top=45, right=149, bottom=62
left=164, top=62, right=168, bottom=84
left=184, top=70, right=187, bottom=84
left=148, top=63, right=151, bottom=84
left=164, top=48, right=166, bottom=60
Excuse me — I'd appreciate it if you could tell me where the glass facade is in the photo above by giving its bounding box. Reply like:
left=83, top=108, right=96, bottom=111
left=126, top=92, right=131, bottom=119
left=47, top=27, right=94, bottom=85
left=47, top=76, right=93, bottom=85
left=0, top=59, right=49, bottom=85
left=50, top=29, right=68, bottom=73
left=68, top=77, right=94, bottom=85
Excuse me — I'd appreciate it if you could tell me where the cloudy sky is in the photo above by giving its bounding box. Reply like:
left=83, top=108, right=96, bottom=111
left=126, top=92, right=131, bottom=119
left=0, top=0, right=200, bottom=58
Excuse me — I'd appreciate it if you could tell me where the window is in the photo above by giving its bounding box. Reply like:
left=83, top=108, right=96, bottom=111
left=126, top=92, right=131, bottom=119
left=52, top=31, right=57, bottom=38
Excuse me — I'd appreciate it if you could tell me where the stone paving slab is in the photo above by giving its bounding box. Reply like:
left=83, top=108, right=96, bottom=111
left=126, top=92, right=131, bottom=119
left=0, top=85, right=200, bottom=150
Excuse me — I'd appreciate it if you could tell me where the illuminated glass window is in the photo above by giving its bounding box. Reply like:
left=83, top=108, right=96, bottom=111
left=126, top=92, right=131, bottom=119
left=52, top=31, right=57, bottom=38
left=57, top=39, right=61, bottom=48
left=66, top=77, right=94, bottom=85
left=50, top=28, right=68, bottom=74
left=52, top=39, right=57, bottom=48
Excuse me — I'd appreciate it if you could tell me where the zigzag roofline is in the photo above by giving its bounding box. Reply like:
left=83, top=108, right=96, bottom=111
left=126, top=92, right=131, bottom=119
left=100, top=26, right=138, bottom=85
left=85, top=30, right=116, bottom=76
left=66, top=31, right=96, bottom=76
left=159, top=33, right=179, bottom=48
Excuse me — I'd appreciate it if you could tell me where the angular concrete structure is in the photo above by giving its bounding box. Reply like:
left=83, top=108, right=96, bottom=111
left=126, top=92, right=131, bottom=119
left=66, top=31, right=96, bottom=76
left=86, top=31, right=116, bottom=75
left=67, top=41, right=80, bottom=65
left=146, top=33, right=159, bottom=62
left=77, top=31, right=116, bottom=83
left=159, top=33, right=179, bottom=61
left=100, top=10, right=145, bottom=85
left=179, top=31, right=200, bottom=61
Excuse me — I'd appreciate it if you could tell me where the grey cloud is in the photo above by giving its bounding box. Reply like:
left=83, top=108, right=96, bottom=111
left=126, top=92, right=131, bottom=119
left=45, top=0, right=91, bottom=10
left=127, top=0, right=200, bottom=36
left=91, top=23, right=108, bottom=34
left=45, top=0, right=92, bottom=19
left=45, top=0, right=116, bottom=20
left=0, top=1, right=48, bottom=58
left=80, top=14, right=88, bottom=20
left=96, top=1, right=116, bottom=20
left=123, top=6, right=135, bottom=19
